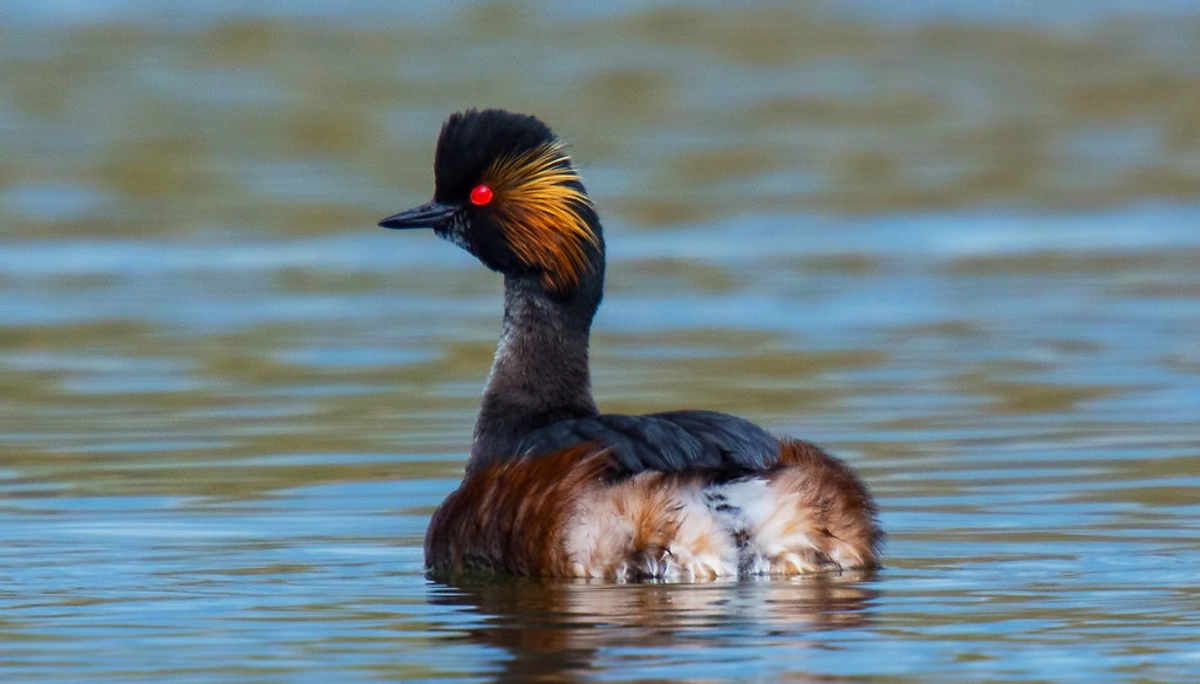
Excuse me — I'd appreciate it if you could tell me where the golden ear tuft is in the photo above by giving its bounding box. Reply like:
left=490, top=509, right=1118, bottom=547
left=481, top=141, right=598, bottom=292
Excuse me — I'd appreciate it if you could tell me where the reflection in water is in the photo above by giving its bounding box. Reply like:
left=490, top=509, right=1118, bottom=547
left=431, top=572, right=877, bottom=682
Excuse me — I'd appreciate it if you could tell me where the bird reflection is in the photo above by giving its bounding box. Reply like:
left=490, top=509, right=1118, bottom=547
left=428, top=571, right=877, bottom=682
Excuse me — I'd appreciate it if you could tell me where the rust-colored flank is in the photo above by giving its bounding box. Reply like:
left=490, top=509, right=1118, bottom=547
left=425, top=443, right=609, bottom=577
left=381, top=108, right=883, bottom=581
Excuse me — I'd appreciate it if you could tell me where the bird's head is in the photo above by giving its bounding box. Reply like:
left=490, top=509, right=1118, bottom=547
left=380, top=109, right=603, bottom=296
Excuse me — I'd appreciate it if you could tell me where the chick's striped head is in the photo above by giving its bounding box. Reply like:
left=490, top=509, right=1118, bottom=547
left=416, top=109, right=602, bottom=294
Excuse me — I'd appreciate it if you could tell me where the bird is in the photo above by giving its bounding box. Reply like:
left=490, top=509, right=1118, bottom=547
left=380, top=109, right=882, bottom=581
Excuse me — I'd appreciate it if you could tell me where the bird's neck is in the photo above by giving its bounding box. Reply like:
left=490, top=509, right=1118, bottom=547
left=468, top=270, right=603, bottom=473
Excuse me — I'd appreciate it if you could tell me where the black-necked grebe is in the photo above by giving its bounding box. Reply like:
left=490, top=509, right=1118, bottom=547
left=381, top=109, right=882, bottom=580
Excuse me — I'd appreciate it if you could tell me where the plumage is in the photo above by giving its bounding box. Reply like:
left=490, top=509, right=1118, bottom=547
left=381, top=108, right=883, bottom=581
left=424, top=438, right=880, bottom=580
left=513, top=410, right=778, bottom=476
left=479, top=141, right=598, bottom=292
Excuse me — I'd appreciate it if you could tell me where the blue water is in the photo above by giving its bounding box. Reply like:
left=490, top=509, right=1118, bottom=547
left=2, top=2, right=1200, bottom=681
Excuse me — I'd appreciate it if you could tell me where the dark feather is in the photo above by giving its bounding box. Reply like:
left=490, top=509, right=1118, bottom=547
left=513, top=409, right=778, bottom=475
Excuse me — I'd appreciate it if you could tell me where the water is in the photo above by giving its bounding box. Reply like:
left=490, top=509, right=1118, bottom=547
left=2, top=2, right=1199, bottom=681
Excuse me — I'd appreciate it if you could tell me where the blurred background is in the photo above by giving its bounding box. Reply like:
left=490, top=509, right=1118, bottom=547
left=2, top=1, right=1198, bottom=681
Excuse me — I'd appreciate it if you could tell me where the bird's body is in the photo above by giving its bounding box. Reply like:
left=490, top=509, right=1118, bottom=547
left=382, top=109, right=882, bottom=580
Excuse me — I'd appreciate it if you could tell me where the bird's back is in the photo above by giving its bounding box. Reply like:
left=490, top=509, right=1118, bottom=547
left=513, top=410, right=779, bottom=475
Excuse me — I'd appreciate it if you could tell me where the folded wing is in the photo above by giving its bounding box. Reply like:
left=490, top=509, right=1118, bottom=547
left=512, top=409, right=779, bottom=475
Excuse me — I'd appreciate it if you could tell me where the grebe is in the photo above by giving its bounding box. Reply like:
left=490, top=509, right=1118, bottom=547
left=381, top=109, right=882, bottom=580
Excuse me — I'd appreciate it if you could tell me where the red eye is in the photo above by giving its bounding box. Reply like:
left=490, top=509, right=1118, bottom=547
left=469, top=184, right=493, bottom=206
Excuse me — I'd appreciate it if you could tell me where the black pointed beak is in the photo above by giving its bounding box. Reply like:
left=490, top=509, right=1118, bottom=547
left=378, top=201, right=456, bottom=230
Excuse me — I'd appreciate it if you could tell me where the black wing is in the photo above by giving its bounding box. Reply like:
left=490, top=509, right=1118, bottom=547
left=512, top=409, right=778, bottom=475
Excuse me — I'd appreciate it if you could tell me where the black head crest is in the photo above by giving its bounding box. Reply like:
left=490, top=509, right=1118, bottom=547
left=429, top=109, right=600, bottom=293
left=433, top=109, right=553, bottom=201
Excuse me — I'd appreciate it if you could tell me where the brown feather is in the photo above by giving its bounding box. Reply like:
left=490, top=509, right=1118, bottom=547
left=425, top=439, right=882, bottom=579
left=769, top=439, right=884, bottom=568
left=481, top=141, right=598, bottom=292
left=425, top=443, right=609, bottom=577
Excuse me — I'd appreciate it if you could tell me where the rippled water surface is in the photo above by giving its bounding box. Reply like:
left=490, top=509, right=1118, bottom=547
left=2, top=2, right=1199, bottom=681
